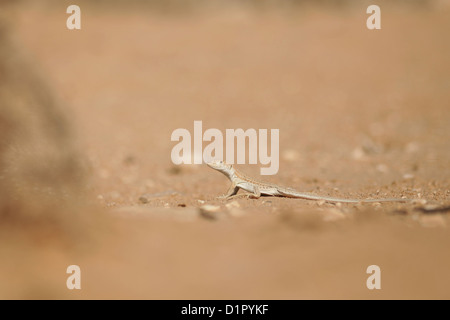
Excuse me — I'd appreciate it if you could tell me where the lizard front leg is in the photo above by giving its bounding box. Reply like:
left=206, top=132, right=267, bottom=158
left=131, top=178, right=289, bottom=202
left=217, top=182, right=239, bottom=199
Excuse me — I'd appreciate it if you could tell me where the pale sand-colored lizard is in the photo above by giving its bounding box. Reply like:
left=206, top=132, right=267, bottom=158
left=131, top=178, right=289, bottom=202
left=207, top=160, right=414, bottom=203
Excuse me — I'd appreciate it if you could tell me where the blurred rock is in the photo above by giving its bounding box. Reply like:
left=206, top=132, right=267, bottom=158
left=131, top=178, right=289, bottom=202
left=415, top=205, right=450, bottom=214
left=199, top=205, right=225, bottom=220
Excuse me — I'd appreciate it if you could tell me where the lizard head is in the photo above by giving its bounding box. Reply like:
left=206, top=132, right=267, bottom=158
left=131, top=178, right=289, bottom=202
left=207, top=160, right=234, bottom=176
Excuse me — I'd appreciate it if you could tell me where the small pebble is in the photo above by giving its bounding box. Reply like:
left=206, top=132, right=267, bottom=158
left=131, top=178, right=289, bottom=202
left=139, top=195, right=149, bottom=204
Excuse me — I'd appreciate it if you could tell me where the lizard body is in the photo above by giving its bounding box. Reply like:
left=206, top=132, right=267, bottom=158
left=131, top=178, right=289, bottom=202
left=207, top=160, right=413, bottom=203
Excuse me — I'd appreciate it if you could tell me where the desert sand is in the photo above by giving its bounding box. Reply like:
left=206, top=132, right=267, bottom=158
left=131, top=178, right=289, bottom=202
left=0, top=1, right=449, bottom=299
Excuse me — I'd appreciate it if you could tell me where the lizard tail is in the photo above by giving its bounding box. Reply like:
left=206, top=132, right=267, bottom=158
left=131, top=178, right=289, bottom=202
left=277, top=190, right=411, bottom=203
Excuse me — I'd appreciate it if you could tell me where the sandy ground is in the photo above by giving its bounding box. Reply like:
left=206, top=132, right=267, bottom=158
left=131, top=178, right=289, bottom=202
left=0, top=1, right=449, bottom=299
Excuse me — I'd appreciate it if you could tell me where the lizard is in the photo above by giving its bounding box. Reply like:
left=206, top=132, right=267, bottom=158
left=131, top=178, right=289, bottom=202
left=207, top=160, right=415, bottom=203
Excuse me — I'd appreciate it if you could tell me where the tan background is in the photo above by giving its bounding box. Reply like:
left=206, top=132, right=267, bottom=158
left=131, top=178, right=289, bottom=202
left=0, top=0, right=449, bottom=299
